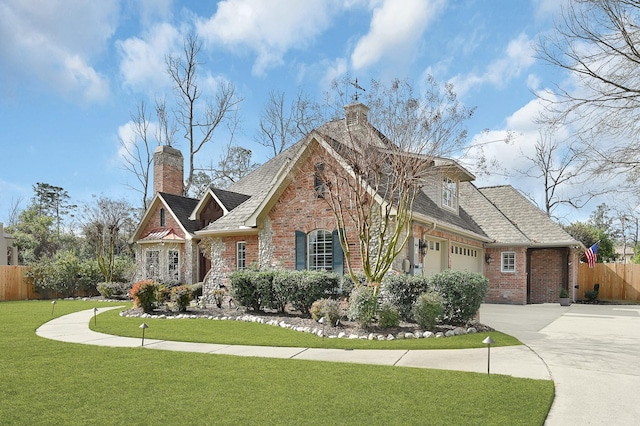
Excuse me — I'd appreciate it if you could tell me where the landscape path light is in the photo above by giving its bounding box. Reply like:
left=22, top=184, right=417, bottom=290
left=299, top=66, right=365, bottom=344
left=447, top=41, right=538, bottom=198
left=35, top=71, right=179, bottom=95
left=51, top=300, right=56, bottom=317
left=483, top=336, right=495, bottom=375
left=318, top=317, right=326, bottom=340
left=93, top=307, right=98, bottom=326
left=140, top=322, right=149, bottom=346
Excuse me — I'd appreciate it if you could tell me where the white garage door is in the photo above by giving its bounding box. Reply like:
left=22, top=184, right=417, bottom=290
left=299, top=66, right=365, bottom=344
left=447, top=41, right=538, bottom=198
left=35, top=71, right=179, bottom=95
left=450, top=243, right=481, bottom=273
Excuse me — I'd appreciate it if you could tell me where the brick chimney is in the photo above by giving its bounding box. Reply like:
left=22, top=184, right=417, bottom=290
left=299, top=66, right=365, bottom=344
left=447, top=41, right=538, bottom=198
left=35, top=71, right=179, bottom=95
left=153, top=145, right=184, bottom=196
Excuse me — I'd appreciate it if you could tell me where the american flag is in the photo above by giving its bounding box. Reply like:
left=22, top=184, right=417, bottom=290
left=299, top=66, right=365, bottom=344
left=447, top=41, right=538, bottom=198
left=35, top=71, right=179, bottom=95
left=585, top=242, right=598, bottom=268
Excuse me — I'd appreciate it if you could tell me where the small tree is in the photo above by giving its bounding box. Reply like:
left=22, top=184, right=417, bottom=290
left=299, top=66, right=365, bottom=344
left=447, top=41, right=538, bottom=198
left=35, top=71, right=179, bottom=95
left=318, top=76, right=473, bottom=293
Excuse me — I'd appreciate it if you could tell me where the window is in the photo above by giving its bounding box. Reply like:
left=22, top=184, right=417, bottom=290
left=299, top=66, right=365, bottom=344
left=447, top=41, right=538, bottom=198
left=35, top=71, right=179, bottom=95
left=295, top=229, right=344, bottom=274
left=160, top=208, right=165, bottom=227
left=308, top=229, right=332, bottom=271
left=168, top=249, right=179, bottom=282
left=237, top=241, right=246, bottom=270
left=145, top=250, right=159, bottom=279
left=442, top=177, right=457, bottom=210
left=501, top=252, right=516, bottom=273
left=314, top=163, right=325, bottom=198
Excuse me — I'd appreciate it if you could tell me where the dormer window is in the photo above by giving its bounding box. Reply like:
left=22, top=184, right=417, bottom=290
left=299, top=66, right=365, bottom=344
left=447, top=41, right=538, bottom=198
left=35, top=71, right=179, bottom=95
left=442, top=177, right=458, bottom=210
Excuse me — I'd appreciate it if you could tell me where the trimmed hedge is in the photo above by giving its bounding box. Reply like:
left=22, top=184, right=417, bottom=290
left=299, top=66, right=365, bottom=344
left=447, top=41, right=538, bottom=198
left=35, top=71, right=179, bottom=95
left=381, top=274, right=430, bottom=321
left=429, top=270, right=488, bottom=324
left=229, top=269, right=339, bottom=315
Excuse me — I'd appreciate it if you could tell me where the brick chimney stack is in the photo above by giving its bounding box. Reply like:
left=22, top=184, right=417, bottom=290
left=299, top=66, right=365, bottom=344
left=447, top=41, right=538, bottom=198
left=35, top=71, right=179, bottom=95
left=153, top=145, right=184, bottom=196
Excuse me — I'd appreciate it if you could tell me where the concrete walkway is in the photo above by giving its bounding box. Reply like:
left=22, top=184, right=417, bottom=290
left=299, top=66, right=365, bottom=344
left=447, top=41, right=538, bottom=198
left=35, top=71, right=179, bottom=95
left=36, top=306, right=550, bottom=380
left=480, top=303, right=640, bottom=426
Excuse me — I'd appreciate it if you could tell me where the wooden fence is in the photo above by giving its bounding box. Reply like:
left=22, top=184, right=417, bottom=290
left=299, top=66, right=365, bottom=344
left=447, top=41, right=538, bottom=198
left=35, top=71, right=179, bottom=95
left=0, top=266, right=37, bottom=301
left=577, top=263, right=640, bottom=302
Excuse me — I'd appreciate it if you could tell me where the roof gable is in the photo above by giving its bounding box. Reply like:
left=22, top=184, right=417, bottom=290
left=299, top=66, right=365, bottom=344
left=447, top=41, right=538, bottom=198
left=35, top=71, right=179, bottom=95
left=189, top=187, right=251, bottom=220
left=130, top=192, right=200, bottom=243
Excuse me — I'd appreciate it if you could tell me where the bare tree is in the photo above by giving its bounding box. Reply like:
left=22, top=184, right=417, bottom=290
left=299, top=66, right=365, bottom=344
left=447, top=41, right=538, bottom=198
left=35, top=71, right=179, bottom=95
left=82, top=196, right=135, bottom=283
left=518, top=128, right=604, bottom=217
left=257, top=89, right=322, bottom=158
left=317, top=76, right=474, bottom=290
left=120, top=101, right=154, bottom=211
left=537, top=0, right=640, bottom=178
left=6, top=196, right=23, bottom=227
left=167, top=33, right=242, bottom=195
left=190, top=143, right=259, bottom=196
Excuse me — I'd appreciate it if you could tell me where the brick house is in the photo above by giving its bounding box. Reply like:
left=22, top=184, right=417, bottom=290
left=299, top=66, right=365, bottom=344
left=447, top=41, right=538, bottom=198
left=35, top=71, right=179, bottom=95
left=131, top=104, right=581, bottom=304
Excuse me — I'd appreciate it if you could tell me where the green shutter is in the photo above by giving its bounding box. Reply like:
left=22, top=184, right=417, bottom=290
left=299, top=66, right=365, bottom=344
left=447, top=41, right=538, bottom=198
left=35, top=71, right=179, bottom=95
left=332, top=229, right=344, bottom=275
left=295, top=231, right=307, bottom=270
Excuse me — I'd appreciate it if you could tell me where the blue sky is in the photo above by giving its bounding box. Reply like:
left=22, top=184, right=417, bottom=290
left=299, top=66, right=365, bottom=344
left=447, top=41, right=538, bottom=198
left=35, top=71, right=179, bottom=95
left=1, top=0, right=587, bottom=225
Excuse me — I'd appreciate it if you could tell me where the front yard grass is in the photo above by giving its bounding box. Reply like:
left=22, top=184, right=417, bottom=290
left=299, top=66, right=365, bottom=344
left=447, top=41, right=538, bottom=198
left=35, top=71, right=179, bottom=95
left=1, top=300, right=553, bottom=425
left=91, top=305, right=521, bottom=350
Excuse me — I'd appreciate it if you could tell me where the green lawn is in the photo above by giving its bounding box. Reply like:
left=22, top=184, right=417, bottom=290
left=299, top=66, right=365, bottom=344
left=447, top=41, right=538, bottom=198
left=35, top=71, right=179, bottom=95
left=1, top=300, right=554, bottom=425
left=91, top=305, right=521, bottom=350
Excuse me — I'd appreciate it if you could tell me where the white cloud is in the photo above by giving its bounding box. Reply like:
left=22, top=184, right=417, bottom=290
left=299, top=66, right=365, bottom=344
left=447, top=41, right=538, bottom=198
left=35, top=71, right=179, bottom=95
left=0, top=0, right=117, bottom=103
left=351, top=0, right=445, bottom=70
left=450, top=33, right=536, bottom=97
left=117, top=22, right=180, bottom=92
left=196, top=0, right=338, bottom=76
left=320, top=58, right=348, bottom=90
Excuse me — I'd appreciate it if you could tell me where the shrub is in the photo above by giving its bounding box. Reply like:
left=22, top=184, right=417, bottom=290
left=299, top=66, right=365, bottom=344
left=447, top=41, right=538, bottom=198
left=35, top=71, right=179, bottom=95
left=210, top=289, right=225, bottom=308
left=310, top=298, right=341, bottom=326
left=378, top=302, right=401, bottom=328
left=429, top=270, right=489, bottom=324
left=155, top=284, right=171, bottom=307
left=29, top=250, right=84, bottom=297
left=413, top=291, right=443, bottom=330
left=270, top=270, right=297, bottom=312
left=348, top=285, right=377, bottom=328
left=129, top=279, right=158, bottom=313
left=171, top=285, right=192, bottom=312
left=189, top=282, right=203, bottom=300
left=254, top=270, right=280, bottom=312
left=96, top=282, right=131, bottom=299
left=289, top=271, right=340, bottom=316
left=381, top=274, right=430, bottom=321
left=229, top=269, right=263, bottom=311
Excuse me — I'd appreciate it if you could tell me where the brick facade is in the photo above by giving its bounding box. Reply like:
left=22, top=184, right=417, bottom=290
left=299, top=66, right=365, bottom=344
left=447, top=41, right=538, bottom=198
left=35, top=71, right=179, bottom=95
left=484, top=247, right=528, bottom=304
left=267, top=148, right=360, bottom=270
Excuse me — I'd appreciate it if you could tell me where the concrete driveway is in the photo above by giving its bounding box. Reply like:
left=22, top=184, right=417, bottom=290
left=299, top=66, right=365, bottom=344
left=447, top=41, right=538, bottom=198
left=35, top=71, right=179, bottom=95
left=480, top=303, right=640, bottom=426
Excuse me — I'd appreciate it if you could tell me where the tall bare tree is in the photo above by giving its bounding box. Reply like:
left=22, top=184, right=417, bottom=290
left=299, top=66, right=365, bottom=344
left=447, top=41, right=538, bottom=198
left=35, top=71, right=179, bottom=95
left=537, top=0, right=640, bottom=180
left=167, top=33, right=242, bottom=195
left=257, top=89, right=322, bottom=158
left=317, top=76, right=474, bottom=289
left=120, top=101, right=154, bottom=211
left=518, top=128, right=604, bottom=218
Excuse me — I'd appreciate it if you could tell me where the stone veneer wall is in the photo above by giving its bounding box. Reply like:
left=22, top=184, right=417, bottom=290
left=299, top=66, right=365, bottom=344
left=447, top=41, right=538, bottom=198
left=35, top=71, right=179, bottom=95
left=258, top=217, right=275, bottom=268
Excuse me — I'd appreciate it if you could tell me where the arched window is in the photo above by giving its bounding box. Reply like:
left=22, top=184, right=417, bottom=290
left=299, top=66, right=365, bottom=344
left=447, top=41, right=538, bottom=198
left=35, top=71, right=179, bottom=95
left=295, top=229, right=344, bottom=274
left=160, top=208, right=166, bottom=227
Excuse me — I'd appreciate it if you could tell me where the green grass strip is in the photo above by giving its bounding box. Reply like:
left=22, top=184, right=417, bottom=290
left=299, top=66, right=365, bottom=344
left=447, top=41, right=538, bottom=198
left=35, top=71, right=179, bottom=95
left=91, top=305, right=521, bottom=350
left=1, top=300, right=553, bottom=425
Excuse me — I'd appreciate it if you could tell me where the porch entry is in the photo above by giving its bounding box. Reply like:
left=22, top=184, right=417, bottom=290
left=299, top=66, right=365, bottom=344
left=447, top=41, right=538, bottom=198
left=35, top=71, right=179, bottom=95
left=527, top=248, right=569, bottom=304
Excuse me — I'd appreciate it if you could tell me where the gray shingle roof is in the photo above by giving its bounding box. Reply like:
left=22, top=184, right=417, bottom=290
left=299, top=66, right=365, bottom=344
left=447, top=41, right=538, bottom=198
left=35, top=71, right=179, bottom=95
left=460, top=183, right=579, bottom=246
left=210, top=187, right=250, bottom=211
left=159, top=192, right=201, bottom=234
